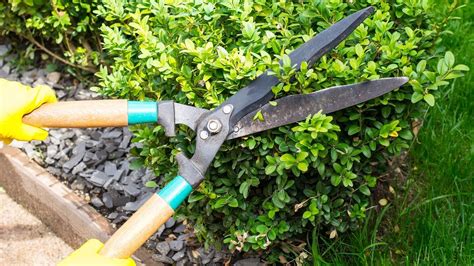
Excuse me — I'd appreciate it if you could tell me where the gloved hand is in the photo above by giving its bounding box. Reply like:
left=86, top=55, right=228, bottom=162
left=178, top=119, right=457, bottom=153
left=0, top=79, right=57, bottom=144
left=58, top=239, right=136, bottom=266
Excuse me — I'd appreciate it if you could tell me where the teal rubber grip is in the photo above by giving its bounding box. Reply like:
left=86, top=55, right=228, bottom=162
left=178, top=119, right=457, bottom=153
left=157, top=176, right=192, bottom=210
left=127, top=101, right=158, bottom=124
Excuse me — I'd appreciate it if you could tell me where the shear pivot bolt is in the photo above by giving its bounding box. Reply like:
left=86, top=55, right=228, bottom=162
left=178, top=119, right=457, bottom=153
left=199, top=130, right=209, bottom=139
left=222, top=104, right=233, bottom=114
left=207, top=119, right=222, bottom=133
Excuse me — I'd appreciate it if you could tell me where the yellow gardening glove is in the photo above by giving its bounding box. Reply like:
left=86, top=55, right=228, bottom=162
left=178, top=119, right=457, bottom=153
left=58, top=239, right=136, bottom=266
left=0, top=79, right=57, bottom=144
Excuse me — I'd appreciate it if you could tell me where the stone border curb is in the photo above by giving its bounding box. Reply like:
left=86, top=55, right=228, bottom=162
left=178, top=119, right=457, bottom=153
left=0, top=146, right=157, bottom=265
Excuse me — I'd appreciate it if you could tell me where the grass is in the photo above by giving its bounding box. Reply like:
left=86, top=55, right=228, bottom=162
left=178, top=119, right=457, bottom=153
left=311, top=3, right=473, bottom=265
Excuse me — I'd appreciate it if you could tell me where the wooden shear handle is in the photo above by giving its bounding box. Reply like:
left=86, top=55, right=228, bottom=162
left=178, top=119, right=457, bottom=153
left=22, top=100, right=128, bottom=128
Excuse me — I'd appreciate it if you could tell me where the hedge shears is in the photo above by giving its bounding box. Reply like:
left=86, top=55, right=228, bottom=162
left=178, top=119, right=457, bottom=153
left=23, top=6, right=408, bottom=259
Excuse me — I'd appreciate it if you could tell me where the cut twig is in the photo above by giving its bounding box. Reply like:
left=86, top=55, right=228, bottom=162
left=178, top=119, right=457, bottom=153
left=23, top=34, right=97, bottom=73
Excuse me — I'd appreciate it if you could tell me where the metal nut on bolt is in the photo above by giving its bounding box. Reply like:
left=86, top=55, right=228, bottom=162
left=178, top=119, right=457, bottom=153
left=207, top=119, right=222, bottom=133
left=222, top=104, right=233, bottom=114
left=199, top=130, right=209, bottom=139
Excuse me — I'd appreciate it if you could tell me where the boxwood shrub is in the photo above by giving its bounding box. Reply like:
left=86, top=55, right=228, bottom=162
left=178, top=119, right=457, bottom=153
left=2, top=0, right=469, bottom=262
left=0, top=0, right=101, bottom=71
left=92, top=0, right=468, bottom=259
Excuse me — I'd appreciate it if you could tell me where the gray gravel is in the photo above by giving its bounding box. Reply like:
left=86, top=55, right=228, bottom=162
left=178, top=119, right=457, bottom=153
left=0, top=42, right=248, bottom=265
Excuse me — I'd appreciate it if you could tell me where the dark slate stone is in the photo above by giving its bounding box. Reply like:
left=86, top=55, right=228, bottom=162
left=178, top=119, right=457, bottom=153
left=152, top=254, right=174, bottom=264
left=122, top=201, right=140, bottom=212
left=90, top=196, right=104, bottom=208
left=0, top=44, right=9, bottom=56
left=93, top=150, right=108, bottom=166
left=70, top=179, right=86, bottom=191
left=90, top=130, right=102, bottom=141
left=112, top=214, right=128, bottom=224
left=234, top=258, right=264, bottom=266
left=88, top=171, right=108, bottom=187
left=104, top=143, right=117, bottom=153
left=1, top=64, right=10, bottom=76
left=200, top=248, right=215, bottom=265
left=165, top=217, right=176, bottom=228
left=107, top=212, right=118, bottom=220
left=155, top=225, right=165, bottom=238
left=176, top=257, right=189, bottom=266
left=213, top=251, right=225, bottom=263
left=45, top=157, right=56, bottom=165
left=78, top=169, right=95, bottom=178
left=172, top=250, right=186, bottom=262
left=46, top=145, right=58, bottom=158
left=124, top=184, right=140, bottom=197
left=108, top=151, right=126, bottom=160
left=60, top=131, right=75, bottom=140
left=144, top=240, right=156, bottom=250
left=53, top=147, right=71, bottom=160
left=173, top=224, right=186, bottom=234
left=102, top=192, right=114, bottom=209
left=120, top=175, right=133, bottom=185
left=119, top=135, right=132, bottom=150
left=169, top=240, right=185, bottom=252
left=113, top=195, right=131, bottom=207
left=46, top=166, right=61, bottom=177
left=156, top=241, right=170, bottom=256
left=85, top=140, right=100, bottom=148
left=62, top=141, right=86, bottom=172
left=177, top=233, right=190, bottom=241
left=72, top=162, right=87, bottom=175
left=46, top=71, right=61, bottom=84
left=56, top=89, right=67, bottom=99
left=102, top=129, right=122, bottom=139
left=104, top=161, right=117, bottom=176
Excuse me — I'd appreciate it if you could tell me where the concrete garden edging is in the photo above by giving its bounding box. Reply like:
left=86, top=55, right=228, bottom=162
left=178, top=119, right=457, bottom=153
left=0, top=146, right=157, bottom=265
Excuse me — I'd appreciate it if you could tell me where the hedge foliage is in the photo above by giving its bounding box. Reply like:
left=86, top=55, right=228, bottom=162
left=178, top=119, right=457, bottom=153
left=1, top=0, right=469, bottom=262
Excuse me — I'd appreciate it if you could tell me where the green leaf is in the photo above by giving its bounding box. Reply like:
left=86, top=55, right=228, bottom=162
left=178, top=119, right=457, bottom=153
left=239, top=181, right=251, bottom=198
left=253, top=110, right=264, bottom=121
left=145, top=180, right=158, bottom=188
left=282, top=54, right=291, bottom=68
left=280, top=154, right=295, bottom=163
left=248, top=139, right=256, bottom=149
left=355, top=44, right=364, bottom=57
left=437, top=59, right=448, bottom=75
left=416, top=60, right=427, bottom=73
left=256, top=224, right=268, bottom=234
left=297, top=162, right=308, bottom=172
left=424, top=94, right=435, bottom=106
left=268, top=229, right=277, bottom=240
left=265, top=164, right=277, bottom=175
left=331, top=175, right=342, bottom=186
left=213, top=198, right=227, bottom=209
left=342, top=178, right=353, bottom=187
left=444, top=51, right=455, bottom=67
left=361, top=146, right=371, bottom=158
left=359, top=185, right=371, bottom=196
left=303, top=211, right=312, bottom=219
left=411, top=92, right=424, bottom=103
left=453, top=64, right=470, bottom=71
left=379, top=138, right=390, bottom=147
left=348, top=125, right=360, bottom=135
left=228, top=198, right=239, bottom=207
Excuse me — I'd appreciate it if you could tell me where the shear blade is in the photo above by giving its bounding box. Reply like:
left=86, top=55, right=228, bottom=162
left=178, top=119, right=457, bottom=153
left=220, top=6, right=375, bottom=127
left=227, top=77, right=409, bottom=139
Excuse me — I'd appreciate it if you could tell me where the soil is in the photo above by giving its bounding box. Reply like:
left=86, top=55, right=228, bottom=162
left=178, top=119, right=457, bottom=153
left=0, top=187, right=73, bottom=265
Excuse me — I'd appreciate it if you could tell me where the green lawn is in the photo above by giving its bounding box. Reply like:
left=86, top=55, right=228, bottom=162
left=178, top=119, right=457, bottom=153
left=312, top=3, right=473, bottom=265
